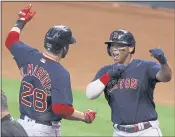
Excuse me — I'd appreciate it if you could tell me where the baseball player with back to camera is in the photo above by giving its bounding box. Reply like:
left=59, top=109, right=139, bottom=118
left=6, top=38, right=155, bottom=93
left=86, top=29, right=172, bottom=136
left=5, top=4, right=96, bottom=136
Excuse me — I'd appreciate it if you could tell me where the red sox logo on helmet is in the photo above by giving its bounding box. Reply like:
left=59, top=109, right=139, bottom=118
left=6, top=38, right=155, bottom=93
left=113, top=31, right=118, bottom=39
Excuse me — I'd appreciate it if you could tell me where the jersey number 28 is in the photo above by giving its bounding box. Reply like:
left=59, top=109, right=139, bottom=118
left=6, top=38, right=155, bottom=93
left=21, top=81, right=47, bottom=112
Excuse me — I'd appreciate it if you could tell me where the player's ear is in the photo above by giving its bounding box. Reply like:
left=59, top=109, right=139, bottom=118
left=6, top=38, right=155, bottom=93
left=129, top=47, right=135, bottom=54
left=58, top=48, right=63, bottom=56
left=64, top=44, right=69, bottom=51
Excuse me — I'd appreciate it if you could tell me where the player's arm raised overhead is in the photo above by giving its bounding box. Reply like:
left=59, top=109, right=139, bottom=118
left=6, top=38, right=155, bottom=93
left=5, top=4, right=35, bottom=49
left=86, top=64, right=125, bottom=100
left=5, top=4, right=36, bottom=68
left=51, top=72, right=96, bottom=124
left=149, top=48, right=172, bottom=82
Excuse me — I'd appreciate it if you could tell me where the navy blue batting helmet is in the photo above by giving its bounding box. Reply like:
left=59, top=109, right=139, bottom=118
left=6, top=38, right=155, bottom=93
left=105, top=29, right=136, bottom=55
left=44, top=25, right=76, bottom=54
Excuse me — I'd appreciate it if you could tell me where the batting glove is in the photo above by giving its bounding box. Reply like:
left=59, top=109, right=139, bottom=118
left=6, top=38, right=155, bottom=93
left=83, top=109, right=96, bottom=124
left=149, top=48, right=167, bottom=64
left=14, top=4, right=36, bottom=30
left=108, top=63, right=126, bottom=78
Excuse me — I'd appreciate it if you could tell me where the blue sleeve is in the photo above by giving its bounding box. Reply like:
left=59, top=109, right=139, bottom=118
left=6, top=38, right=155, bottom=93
left=10, top=42, right=38, bottom=68
left=51, top=73, right=73, bottom=106
left=92, top=65, right=111, bottom=81
left=147, top=61, right=161, bottom=81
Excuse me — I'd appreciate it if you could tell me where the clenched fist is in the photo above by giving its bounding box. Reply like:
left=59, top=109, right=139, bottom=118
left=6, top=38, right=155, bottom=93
left=149, top=48, right=167, bottom=64
left=83, top=109, right=96, bottom=124
left=108, top=63, right=126, bottom=78
left=14, top=4, right=36, bottom=30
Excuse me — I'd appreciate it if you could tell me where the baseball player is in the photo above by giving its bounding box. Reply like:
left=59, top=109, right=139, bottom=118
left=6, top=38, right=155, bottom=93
left=85, top=29, right=172, bottom=136
left=5, top=4, right=96, bottom=136
left=1, top=90, right=28, bottom=137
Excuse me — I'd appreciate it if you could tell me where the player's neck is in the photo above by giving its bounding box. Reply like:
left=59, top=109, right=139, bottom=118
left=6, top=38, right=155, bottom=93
left=43, top=52, right=61, bottom=63
left=123, top=54, right=133, bottom=65
left=1, top=111, right=9, bottom=118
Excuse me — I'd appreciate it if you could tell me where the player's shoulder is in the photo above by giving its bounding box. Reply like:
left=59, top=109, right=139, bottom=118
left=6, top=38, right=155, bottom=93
left=50, top=63, right=71, bottom=84
left=92, top=64, right=111, bottom=80
left=52, top=63, right=70, bottom=76
left=96, top=64, right=111, bottom=74
left=100, top=64, right=111, bottom=71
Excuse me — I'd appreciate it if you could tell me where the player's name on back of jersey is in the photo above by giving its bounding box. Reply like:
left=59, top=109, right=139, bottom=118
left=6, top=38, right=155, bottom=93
left=20, top=64, right=51, bottom=92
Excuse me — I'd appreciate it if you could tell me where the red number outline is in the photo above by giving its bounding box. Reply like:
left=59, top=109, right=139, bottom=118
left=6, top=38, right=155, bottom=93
left=33, top=88, right=47, bottom=112
left=21, top=81, right=47, bottom=112
left=21, top=81, right=33, bottom=107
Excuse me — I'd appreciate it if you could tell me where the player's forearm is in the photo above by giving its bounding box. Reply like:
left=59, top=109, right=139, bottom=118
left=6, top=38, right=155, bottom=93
left=86, top=80, right=105, bottom=100
left=86, top=73, right=110, bottom=100
left=63, top=109, right=85, bottom=121
left=156, top=62, right=172, bottom=82
left=52, top=104, right=85, bottom=122
left=5, top=15, right=29, bottom=49
left=9, top=19, right=24, bottom=34
left=52, top=104, right=94, bottom=123
left=11, top=27, right=21, bottom=33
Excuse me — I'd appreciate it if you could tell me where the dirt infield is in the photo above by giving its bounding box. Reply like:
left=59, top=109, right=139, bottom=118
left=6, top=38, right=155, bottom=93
left=2, top=2, right=174, bottom=106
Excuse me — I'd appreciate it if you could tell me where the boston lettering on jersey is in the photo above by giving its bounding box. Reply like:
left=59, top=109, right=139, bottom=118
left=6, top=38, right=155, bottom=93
left=20, top=64, right=51, bottom=92
left=106, top=78, right=138, bottom=93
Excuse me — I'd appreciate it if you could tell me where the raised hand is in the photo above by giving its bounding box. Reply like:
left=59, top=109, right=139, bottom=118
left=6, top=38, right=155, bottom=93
left=149, top=48, right=167, bottom=64
left=14, top=4, right=36, bottom=30
left=18, top=4, right=36, bottom=23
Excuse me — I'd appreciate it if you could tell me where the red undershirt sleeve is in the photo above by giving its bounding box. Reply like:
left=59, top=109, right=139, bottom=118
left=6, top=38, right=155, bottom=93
left=99, top=73, right=111, bottom=85
left=52, top=104, right=74, bottom=117
left=5, top=31, right=20, bottom=50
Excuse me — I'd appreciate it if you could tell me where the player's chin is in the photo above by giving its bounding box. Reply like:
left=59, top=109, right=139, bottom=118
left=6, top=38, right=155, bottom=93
left=112, top=57, right=119, bottom=63
left=113, top=59, right=119, bottom=64
left=113, top=58, right=123, bottom=64
left=112, top=56, right=118, bottom=63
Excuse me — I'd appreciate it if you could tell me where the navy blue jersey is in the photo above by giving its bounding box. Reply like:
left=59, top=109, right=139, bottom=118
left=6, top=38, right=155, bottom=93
left=9, top=42, right=73, bottom=122
left=93, top=59, right=161, bottom=125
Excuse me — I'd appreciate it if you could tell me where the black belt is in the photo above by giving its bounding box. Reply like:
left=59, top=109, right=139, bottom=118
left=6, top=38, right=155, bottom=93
left=20, top=115, right=53, bottom=126
left=117, top=122, right=152, bottom=133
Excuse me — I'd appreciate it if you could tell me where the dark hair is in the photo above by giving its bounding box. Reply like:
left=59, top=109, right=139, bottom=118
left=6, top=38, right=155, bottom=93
left=1, top=90, right=8, bottom=111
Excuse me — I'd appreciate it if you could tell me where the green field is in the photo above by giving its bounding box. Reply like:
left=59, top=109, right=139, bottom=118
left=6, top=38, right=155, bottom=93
left=2, top=78, right=175, bottom=136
